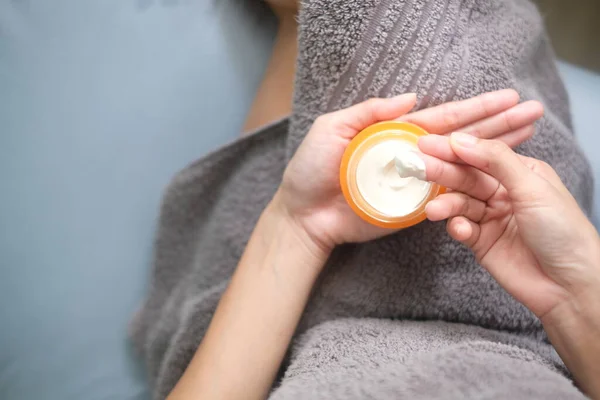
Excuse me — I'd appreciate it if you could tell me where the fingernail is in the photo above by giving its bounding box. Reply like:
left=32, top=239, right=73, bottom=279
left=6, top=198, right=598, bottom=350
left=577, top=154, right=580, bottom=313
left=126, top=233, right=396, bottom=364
left=455, top=222, right=465, bottom=237
left=424, top=200, right=435, bottom=214
left=451, top=132, right=478, bottom=148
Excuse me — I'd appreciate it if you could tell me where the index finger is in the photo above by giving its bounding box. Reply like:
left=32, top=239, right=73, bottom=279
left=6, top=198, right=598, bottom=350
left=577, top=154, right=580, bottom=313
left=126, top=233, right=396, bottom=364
left=419, top=134, right=571, bottom=198
left=326, top=94, right=417, bottom=137
left=449, top=133, right=537, bottom=194
left=399, top=89, right=520, bottom=135
left=418, top=127, right=532, bottom=164
left=419, top=152, right=501, bottom=201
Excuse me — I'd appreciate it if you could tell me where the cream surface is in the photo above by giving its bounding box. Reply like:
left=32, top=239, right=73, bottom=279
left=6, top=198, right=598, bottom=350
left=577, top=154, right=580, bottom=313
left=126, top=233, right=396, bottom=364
left=394, top=150, right=427, bottom=180
left=356, top=140, right=430, bottom=217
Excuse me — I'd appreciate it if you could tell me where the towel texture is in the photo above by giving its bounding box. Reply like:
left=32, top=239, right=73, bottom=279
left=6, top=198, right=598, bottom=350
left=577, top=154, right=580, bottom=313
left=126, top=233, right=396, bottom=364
left=131, top=0, right=593, bottom=398
left=269, top=319, right=585, bottom=399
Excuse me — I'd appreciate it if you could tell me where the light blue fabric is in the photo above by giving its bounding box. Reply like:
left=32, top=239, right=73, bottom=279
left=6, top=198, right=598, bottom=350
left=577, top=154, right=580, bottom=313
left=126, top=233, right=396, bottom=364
left=558, top=62, right=600, bottom=228
left=0, top=1, right=275, bottom=399
left=0, top=2, right=598, bottom=399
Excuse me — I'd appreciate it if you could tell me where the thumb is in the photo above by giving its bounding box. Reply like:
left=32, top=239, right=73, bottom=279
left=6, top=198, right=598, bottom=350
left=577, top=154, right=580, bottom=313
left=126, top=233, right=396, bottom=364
left=327, top=94, right=417, bottom=136
left=449, top=132, right=539, bottom=193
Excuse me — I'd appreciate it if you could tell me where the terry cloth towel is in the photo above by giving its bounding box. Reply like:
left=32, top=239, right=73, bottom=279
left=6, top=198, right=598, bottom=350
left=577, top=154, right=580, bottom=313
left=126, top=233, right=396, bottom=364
left=131, top=0, right=594, bottom=398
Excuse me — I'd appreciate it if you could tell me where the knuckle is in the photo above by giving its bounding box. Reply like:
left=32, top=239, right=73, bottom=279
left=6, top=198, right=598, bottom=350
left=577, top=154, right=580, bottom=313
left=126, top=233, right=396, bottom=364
left=462, top=169, right=479, bottom=194
left=441, top=104, right=461, bottom=130
left=364, top=98, right=380, bottom=108
left=465, top=126, right=483, bottom=139
left=362, top=98, right=381, bottom=115
left=526, top=158, right=550, bottom=174
left=486, top=140, right=510, bottom=158
left=538, top=160, right=553, bottom=173
left=315, top=114, right=334, bottom=127
left=459, top=194, right=471, bottom=216
left=502, top=109, right=516, bottom=132
left=521, top=157, right=537, bottom=171
left=477, top=93, right=494, bottom=116
left=430, top=159, right=445, bottom=181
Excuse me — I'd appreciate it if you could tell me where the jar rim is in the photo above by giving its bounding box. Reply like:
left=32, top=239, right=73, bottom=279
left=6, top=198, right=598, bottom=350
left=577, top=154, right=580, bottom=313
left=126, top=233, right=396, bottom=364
left=340, top=121, right=446, bottom=229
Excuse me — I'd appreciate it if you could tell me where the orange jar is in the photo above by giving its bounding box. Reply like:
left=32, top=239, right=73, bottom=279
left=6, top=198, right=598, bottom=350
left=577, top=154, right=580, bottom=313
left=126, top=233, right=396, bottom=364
left=340, top=121, right=445, bottom=229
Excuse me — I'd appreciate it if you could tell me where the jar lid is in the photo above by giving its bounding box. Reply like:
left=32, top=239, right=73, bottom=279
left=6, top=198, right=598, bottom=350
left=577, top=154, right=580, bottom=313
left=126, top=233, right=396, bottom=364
left=340, top=121, right=445, bottom=229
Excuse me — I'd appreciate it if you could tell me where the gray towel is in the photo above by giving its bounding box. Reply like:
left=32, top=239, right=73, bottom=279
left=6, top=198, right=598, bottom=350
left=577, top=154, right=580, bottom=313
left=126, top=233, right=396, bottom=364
left=269, top=319, right=584, bottom=399
left=131, top=0, right=594, bottom=398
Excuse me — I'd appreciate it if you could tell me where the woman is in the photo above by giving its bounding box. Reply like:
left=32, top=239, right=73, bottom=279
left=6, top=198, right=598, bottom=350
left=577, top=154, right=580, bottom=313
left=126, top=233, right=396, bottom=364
left=167, top=96, right=600, bottom=400
left=131, top=0, right=596, bottom=398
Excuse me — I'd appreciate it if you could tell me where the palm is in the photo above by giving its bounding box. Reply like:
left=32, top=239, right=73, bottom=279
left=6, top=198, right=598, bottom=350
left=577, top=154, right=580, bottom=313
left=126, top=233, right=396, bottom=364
left=283, top=134, right=392, bottom=245
left=324, top=195, right=391, bottom=244
left=280, top=90, right=544, bottom=247
left=475, top=190, right=567, bottom=317
left=419, top=134, right=580, bottom=319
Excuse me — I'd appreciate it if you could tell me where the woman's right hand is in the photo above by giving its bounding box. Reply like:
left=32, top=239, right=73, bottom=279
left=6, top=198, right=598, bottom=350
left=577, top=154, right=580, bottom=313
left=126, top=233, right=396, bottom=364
left=419, top=132, right=600, bottom=318
left=419, top=133, right=600, bottom=397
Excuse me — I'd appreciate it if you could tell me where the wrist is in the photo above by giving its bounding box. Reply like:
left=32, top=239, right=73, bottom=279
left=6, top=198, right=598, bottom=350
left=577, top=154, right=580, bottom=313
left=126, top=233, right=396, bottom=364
left=546, top=230, right=600, bottom=325
left=265, top=191, right=334, bottom=265
left=541, top=287, right=600, bottom=398
left=541, top=288, right=600, bottom=335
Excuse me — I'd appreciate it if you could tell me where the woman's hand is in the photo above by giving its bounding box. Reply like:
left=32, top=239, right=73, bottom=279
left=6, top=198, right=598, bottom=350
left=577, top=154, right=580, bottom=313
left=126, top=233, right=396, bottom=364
left=169, top=92, right=551, bottom=400
left=418, top=133, right=600, bottom=398
left=279, top=89, right=544, bottom=250
left=418, top=132, right=600, bottom=319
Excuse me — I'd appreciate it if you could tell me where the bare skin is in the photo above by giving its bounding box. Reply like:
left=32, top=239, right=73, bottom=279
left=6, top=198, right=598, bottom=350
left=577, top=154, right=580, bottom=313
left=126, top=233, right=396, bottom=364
left=168, top=1, right=600, bottom=399
left=165, top=92, right=588, bottom=400
left=242, top=1, right=299, bottom=133
left=419, top=132, right=600, bottom=398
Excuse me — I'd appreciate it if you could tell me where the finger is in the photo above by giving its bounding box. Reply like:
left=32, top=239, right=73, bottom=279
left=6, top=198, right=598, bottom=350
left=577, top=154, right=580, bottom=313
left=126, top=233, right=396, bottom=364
left=420, top=153, right=501, bottom=201
left=519, top=156, right=572, bottom=198
left=400, top=89, right=519, bottom=134
left=419, top=134, right=464, bottom=163
left=447, top=216, right=481, bottom=249
left=327, top=94, right=417, bottom=136
left=449, top=132, right=539, bottom=193
left=425, top=192, right=487, bottom=222
left=462, top=100, right=544, bottom=141
left=487, top=124, right=535, bottom=149
left=419, top=126, right=534, bottom=163
left=421, top=134, right=572, bottom=200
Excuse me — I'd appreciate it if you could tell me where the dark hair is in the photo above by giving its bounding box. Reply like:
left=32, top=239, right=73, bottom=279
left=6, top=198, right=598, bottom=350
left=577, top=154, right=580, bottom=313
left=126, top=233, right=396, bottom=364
left=229, top=0, right=270, bottom=12
left=220, top=0, right=272, bottom=19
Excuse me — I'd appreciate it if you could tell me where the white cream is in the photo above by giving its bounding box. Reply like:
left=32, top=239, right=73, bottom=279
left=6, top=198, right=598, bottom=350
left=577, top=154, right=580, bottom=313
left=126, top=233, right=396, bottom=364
left=394, top=150, right=427, bottom=180
left=356, top=141, right=430, bottom=217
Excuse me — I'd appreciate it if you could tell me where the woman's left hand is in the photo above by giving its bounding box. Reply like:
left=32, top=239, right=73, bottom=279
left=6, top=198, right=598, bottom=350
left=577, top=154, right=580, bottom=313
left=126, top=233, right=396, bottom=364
left=171, top=90, right=545, bottom=400
left=277, top=90, right=544, bottom=251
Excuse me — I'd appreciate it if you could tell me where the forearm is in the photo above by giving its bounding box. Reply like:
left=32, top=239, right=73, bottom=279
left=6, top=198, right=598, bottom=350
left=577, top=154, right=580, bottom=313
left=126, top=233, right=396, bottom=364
left=168, top=192, right=331, bottom=400
left=543, top=248, right=600, bottom=399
